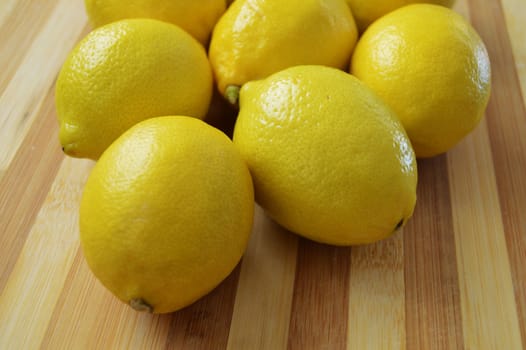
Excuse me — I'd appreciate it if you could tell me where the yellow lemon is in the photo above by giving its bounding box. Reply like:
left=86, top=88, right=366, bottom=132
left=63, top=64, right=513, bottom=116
left=345, top=0, right=455, bottom=32
left=80, top=116, right=254, bottom=314
left=209, top=0, right=358, bottom=103
left=56, top=19, right=212, bottom=160
left=233, top=65, right=417, bottom=245
left=351, top=4, right=491, bottom=157
left=84, top=0, right=226, bottom=45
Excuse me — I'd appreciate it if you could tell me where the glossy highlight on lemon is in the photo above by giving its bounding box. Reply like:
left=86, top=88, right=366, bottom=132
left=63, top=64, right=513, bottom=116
left=209, top=0, right=358, bottom=100
left=351, top=4, right=491, bottom=157
left=55, top=19, right=212, bottom=160
left=233, top=65, right=417, bottom=245
left=79, top=116, right=254, bottom=314
left=84, top=0, right=226, bottom=45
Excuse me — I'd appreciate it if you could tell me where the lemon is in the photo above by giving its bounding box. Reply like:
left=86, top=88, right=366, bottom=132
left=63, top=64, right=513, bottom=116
left=233, top=66, right=417, bottom=245
left=209, top=0, right=358, bottom=103
left=84, top=0, right=226, bottom=45
left=345, top=0, right=455, bottom=32
left=56, top=19, right=212, bottom=160
left=351, top=5, right=491, bottom=157
left=80, top=116, right=254, bottom=314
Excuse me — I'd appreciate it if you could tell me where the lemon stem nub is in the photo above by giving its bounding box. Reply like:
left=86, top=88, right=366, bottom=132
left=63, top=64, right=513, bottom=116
left=225, top=85, right=240, bottom=106
left=130, top=298, right=153, bottom=313
left=395, top=218, right=404, bottom=231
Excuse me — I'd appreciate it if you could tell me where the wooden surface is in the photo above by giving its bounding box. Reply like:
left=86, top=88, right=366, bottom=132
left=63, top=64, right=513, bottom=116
left=1, top=0, right=525, bottom=349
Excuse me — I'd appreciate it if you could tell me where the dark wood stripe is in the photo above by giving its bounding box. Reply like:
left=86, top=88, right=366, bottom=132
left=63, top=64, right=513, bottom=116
left=287, top=240, right=351, bottom=350
left=467, top=0, right=526, bottom=345
left=0, top=0, right=62, bottom=94
left=0, top=85, right=64, bottom=293
left=404, top=156, right=464, bottom=350
left=164, top=264, right=241, bottom=350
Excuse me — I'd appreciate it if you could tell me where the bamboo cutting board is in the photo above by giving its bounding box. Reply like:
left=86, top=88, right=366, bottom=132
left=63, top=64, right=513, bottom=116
left=1, top=0, right=525, bottom=349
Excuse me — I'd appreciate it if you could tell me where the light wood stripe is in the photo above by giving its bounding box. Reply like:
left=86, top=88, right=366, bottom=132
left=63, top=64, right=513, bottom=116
left=347, top=233, right=406, bottom=350
left=227, top=207, right=298, bottom=349
left=404, top=157, right=464, bottom=350
left=468, top=0, right=526, bottom=345
left=500, top=31, right=526, bottom=348
left=0, top=0, right=19, bottom=29
left=0, top=86, right=63, bottom=293
left=288, top=241, right=351, bottom=350
left=41, top=249, right=173, bottom=349
left=500, top=0, right=526, bottom=102
left=0, top=158, right=94, bottom=349
left=0, top=0, right=87, bottom=174
left=42, top=250, right=138, bottom=349
left=0, top=0, right=62, bottom=93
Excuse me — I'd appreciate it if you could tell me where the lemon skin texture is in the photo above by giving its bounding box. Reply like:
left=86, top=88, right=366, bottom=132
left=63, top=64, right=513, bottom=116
left=80, top=116, right=254, bottom=314
left=351, top=4, right=491, bottom=157
left=233, top=66, right=417, bottom=245
left=84, top=0, right=226, bottom=45
left=345, top=0, right=455, bottom=32
left=209, top=0, right=358, bottom=98
left=56, top=19, right=212, bottom=160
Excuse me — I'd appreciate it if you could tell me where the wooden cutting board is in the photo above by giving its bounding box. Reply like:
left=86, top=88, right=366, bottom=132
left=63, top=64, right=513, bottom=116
left=1, top=0, right=525, bottom=349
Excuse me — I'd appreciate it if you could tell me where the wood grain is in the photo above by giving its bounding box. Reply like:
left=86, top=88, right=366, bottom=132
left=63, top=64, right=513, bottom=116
left=500, top=0, right=526, bottom=100
left=0, top=158, right=93, bottom=349
left=288, top=241, right=351, bottom=350
left=227, top=207, right=297, bottom=350
left=468, top=0, right=526, bottom=346
left=41, top=249, right=174, bottom=350
left=403, top=156, right=463, bottom=350
left=0, top=85, right=63, bottom=293
left=0, top=0, right=61, bottom=93
left=448, top=121, right=522, bottom=349
left=0, top=0, right=525, bottom=349
left=0, top=0, right=86, bottom=173
left=162, top=265, right=240, bottom=350
left=0, top=0, right=19, bottom=27
left=347, top=233, right=406, bottom=350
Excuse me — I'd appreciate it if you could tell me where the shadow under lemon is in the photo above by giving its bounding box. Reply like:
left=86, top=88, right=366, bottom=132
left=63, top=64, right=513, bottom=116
left=203, top=89, right=238, bottom=139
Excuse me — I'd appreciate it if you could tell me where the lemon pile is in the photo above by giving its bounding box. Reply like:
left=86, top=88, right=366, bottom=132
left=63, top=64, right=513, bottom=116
left=55, top=0, right=491, bottom=313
